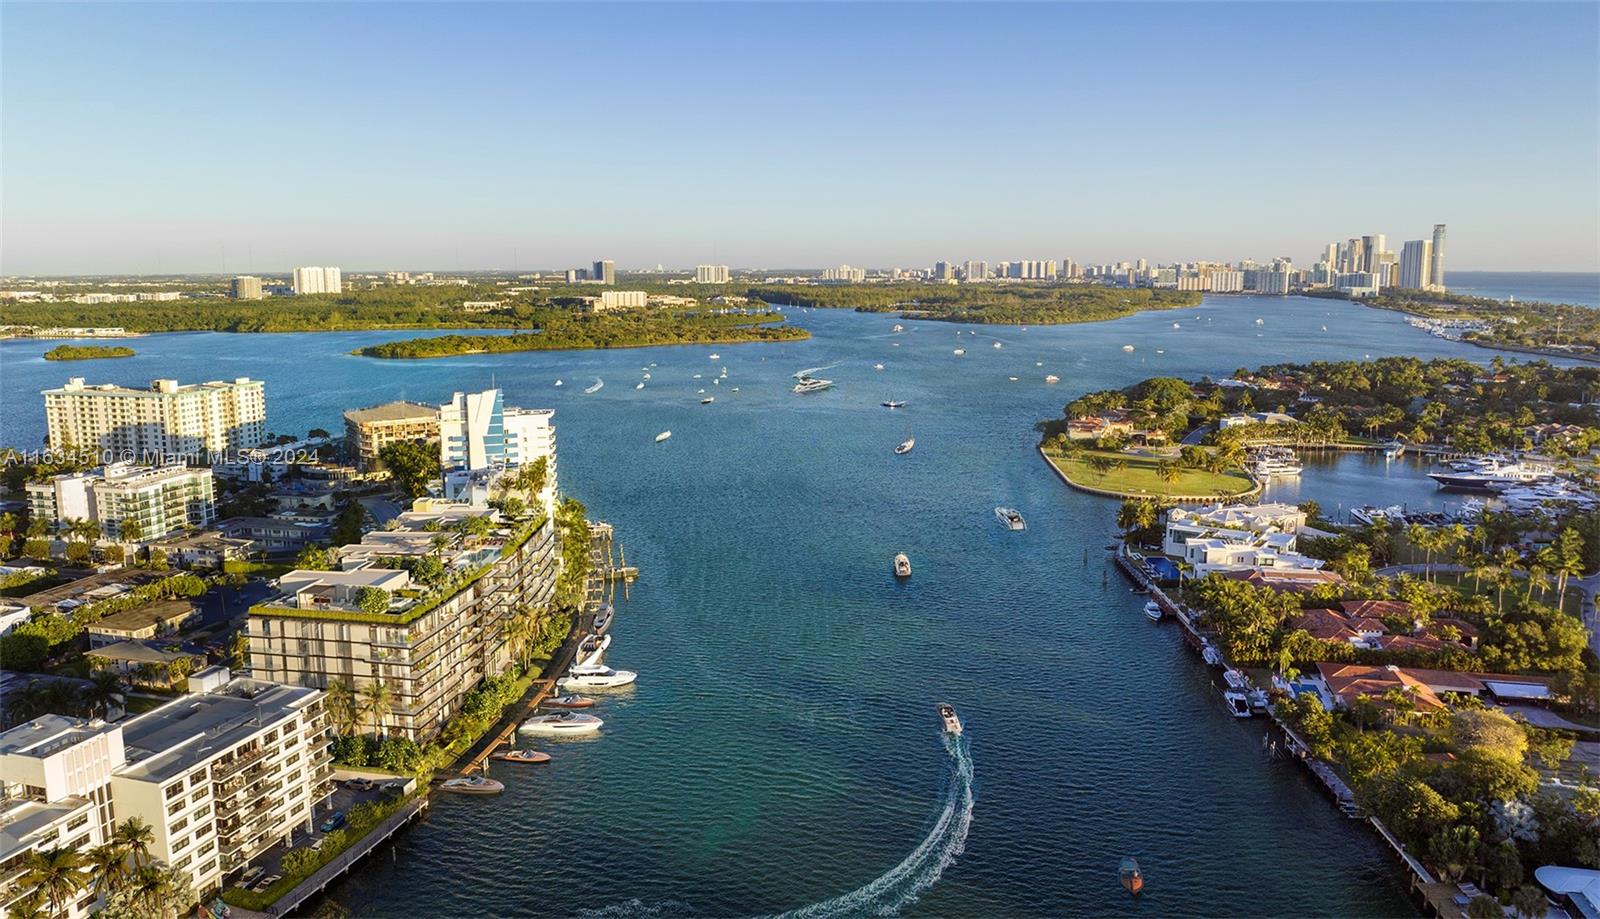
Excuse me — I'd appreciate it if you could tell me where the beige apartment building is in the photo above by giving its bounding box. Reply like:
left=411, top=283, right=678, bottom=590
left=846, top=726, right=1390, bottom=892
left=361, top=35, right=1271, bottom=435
left=26, top=462, right=216, bottom=540
left=342, top=401, right=441, bottom=471
left=247, top=503, right=559, bottom=742
left=0, top=675, right=330, bottom=918
left=42, top=377, right=266, bottom=458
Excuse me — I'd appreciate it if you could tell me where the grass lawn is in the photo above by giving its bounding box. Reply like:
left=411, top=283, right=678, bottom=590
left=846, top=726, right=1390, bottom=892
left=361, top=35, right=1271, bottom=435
left=1425, top=570, right=1584, bottom=618
left=1043, top=447, right=1255, bottom=499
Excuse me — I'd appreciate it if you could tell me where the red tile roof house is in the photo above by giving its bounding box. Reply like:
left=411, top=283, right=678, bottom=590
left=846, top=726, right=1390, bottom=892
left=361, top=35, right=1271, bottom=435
left=1292, top=608, right=1387, bottom=647
left=1293, top=601, right=1474, bottom=653
left=1220, top=568, right=1347, bottom=595
left=1315, top=663, right=1552, bottom=716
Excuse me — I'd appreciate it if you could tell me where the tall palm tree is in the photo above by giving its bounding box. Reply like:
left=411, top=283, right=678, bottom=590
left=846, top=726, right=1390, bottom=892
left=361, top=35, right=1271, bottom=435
left=81, top=671, right=125, bottom=720
left=360, top=680, right=394, bottom=737
left=324, top=678, right=359, bottom=735
left=113, top=817, right=154, bottom=869
left=20, top=845, right=88, bottom=917
left=5, top=890, right=49, bottom=919
left=85, top=842, right=129, bottom=897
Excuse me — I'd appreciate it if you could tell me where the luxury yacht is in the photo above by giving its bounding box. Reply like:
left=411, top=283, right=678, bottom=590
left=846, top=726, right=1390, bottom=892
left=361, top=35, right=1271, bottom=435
left=937, top=703, right=962, bottom=735
left=578, top=633, right=612, bottom=667
left=520, top=712, right=603, bottom=736
left=895, top=437, right=915, bottom=455
left=1428, top=457, right=1553, bottom=491
left=440, top=776, right=505, bottom=795
left=558, top=664, right=638, bottom=691
left=793, top=376, right=833, bottom=394
left=1250, top=447, right=1303, bottom=478
left=994, top=507, right=1026, bottom=531
left=894, top=553, right=912, bottom=578
left=492, top=749, right=551, bottom=764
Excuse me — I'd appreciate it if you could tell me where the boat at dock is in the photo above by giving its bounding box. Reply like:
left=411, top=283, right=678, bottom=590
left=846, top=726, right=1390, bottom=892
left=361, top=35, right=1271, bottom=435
left=937, top=702, right=962, bottom=735
left=1223, top=669, right=1250, bottom=690
left=440, top=776, right=505, bottom=795
left=793, top=376, right=833, bottom=394
left=1223, top=689, right=1253, bottom=718
left=492, top=749, right=551, bottom=764
left=520, top=712, right=603, bottom=736
left=1119, top=857, right=1143, bottom=895
left=1427, top=457, right=1553, bottom=491
left=1143, top=600, right=1162, bottom=621
left=541, top=695, right=595, bottom=709
left=1382, top=441, right=1404, bottom=460
left=591, top=605, right=614, bottom=634
left=882, top=400, right=906, bottom=409
left=894, top=553, right=912, bottom=578
left=585, top=378, right=604, bottom=394
left=895, top=437, right=915, bottom=455
left=579, top=633, right=612, bottom=666
left=994, top=507, right=1026, bottom=531
left=1250, top=446, right=1302, bottom=478
left=558, top=664, right=637, bottom=691
left=655, top=431, right=672, bottom=443
left=1200, top=641, right=1225, bottom=667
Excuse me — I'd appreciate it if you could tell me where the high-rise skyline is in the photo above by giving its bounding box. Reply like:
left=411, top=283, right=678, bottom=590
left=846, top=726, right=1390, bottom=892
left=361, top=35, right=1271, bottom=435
left=291, top=265, right=342, bottom=295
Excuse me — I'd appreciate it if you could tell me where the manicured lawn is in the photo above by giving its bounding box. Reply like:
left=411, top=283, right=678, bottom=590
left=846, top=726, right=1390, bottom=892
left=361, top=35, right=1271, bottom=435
left=1043, top=448, right=1255, bottom=499
left=1425, top=570, right=1584, bottom=618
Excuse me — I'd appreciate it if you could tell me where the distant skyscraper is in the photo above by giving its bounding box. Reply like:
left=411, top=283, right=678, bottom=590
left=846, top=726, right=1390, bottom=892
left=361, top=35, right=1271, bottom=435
left=962, top=260, right=988, bottom=281
left=933, top=261, right=955, bottom=281
left=291, top=266, right=342, bottom=295
left=230, top=276, right=264, bottom=300
left=695, top=264, right=730, bottom=284
left=821, top=264, right=865, bottom=282
left=593, top=260, right=615, bottom=284
left=1430, top=224, right=1447, bottom=290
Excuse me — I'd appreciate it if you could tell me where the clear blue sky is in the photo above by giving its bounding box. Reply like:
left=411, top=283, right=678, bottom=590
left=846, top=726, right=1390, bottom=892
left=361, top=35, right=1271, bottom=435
left=3, top=2, right=1596, bottom=275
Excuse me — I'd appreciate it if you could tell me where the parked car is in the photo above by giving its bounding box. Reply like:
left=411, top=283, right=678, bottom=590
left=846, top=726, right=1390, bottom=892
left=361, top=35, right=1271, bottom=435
left=252, top=874, right=281, bottom=892
left=345, top=778, right=375, bottom=792
left=239, top=866, right=265, bottom=887
left=319, top=810, right=346, bottom=832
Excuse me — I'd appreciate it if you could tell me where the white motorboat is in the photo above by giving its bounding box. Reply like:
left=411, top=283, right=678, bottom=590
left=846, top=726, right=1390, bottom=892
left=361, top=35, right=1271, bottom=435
left=882, top=400, right=906, bottom=409
left=1044, top=375, right=1060, bottom=384
left=585, top=378, right=604, bottom=394
left=714, top=378, right=720, bottom=386
left=555, top=379, right=563, bottom=387
left=1382, top=441, right=1404, bottom=460
left=655, top=430, right=672, bottom=443
left=709, top=353, right=720, bottom=360
left=1223, top=690, right=1253, bottom=718
left=894, top=553, right=912, bottom=578
left=936, top=702, right=962, bottom=735
left=701, top=396, right=715, bottom=404
left=492, top=749, right=551, bottom=764
left=1351, top=504, right=1404, bottom=527
left=1143, top=600, right=1162, bottom=621
left=1254, top=317, right=1265, bottom=325
left=1172, top=322, right=1180, bottom=329
left=440, top=776, right=505, bottom=795
left=1122, top=345, right=1134, bottom=352
left=892, top=324, right=905, bottom=332
left=994, top=507, right=1026, bottom=531
left=895, top=437, right=915, bottom=455
left=642, top=372, right=651, bottom=380
left=635, top=382, right=645, bottom=390
left=1250, top=446, right=1302, bottom=478
left=578, top=633, right=612, bottom=667
left=519, top=712, right=603, bottom=736
left=793, top=377, right=833, bottom=394
left=1009, top=376, right=1020, bottom=382
left=558, top=665, right=637, bottom=691
left=992, top=341, right=1002, bottom=349
left=953, top=348, right=965, bottom=356
left=1223, top=669, right=1250, bottom=690
left=874, top=363, right=885, bottom=371
left=1201, top=642, right=1225, bottom=667
left=591, top=606, right=613, bottom=634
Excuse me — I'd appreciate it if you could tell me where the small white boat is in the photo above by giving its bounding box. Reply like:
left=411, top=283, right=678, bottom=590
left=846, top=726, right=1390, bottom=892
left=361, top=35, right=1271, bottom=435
left=1044, top=375, right=1059, bottom=384
left=1255, top=318, right=1265, bottom=325
left=585, top=378, right=604, bottom=394
left=882, top=400, right=906, bottom=409
left=1201, top=643, right=1225, bottom=667
left=642, top=372, right=651, bottom=380
left=731, top=387, right=739, bottom=392
left=1224, top=690, right=1252, bottom=718
left=714, top=378, right=720, bottom=385
left=1382, top=441, right=1405, bottom=460
left=992, top=341, right=1002, bottom=349
left=1121, top=345, right=1135, bottom=353
left=709, top=353, right=720, bottom=360
left=693, top=374, right=702, bottom=379
left=937, top=702, right=962, bottom=736
left=1008, top=376, right=1020, bottom=382
left=655, top=430, right=672, bottom=443
left=635, top=382, right=645, bottom=390
left=994, top=507, right=1026, bottom=531
left=892, top=324, right=905, bottom=332
left=559, top=664, right=638, bottom=691
left=592, top=606, right=613, bottom=634
left=441, top=776, right=505, bottom=795
left=895, top=437, right=915, bottom=455
left=520, top=712, right=603, bottom=736
left=874, top=363, right=885, bottom=371
left=1035, top=362, right=1042, bottom=367
left=1224, top=669, right=1250, bottom=690
left=1172, top=322, right=1180, bottom=329
left=492, top=749, right=551, bottom=764
left=894, top=553, right=912, bottom=578
left=953, top=348, right=965, bottom=356
left=1143, top=600, right=1162, bottom=621
left=701, top=396, right=715, bottom=404
left=554, top=379, right=564, bottom=387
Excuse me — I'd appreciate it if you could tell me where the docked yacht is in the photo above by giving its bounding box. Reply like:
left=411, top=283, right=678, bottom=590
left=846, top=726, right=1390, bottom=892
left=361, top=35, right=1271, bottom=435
left=591, top=605, right=614, bottom=635
left=1428, top=457, right=1553, bottom=491
left=1250, top=447, right=1302, bottom=478
left=520, top=712, right=603, bottom=736
left=1223, top=669, right=1250, bottom=690
left=994, top=507, right=1026, bottom=531
left=558, top=664, right=637, bottom=691
left=894, top=553, right=912, bottom=578
left=895, top=437, right=915, bottom=455
left=492, top=749, right=551, bottom=764
left=936, top=702, right=962, bottom=735
left=793, top=376, right=833, bottom=394
left=1351, top=504, right=1404, bottom=527
left=578, top=633, right=612, bottom=666
left=1223, top=689, right=1253, bottom=718
left=1143, top=600, right=1163, bottom=621
left=441, top=775, right=505, bottom=795
left=882, top=400, right=906, bottom=409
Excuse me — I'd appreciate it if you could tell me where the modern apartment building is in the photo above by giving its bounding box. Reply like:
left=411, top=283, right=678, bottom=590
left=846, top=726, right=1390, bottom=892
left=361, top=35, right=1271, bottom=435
left=1430, top=223, right=1447, bottom=290
left=42, top=377, right=266, bottom=458
left=438, top=389, right=557, bottom=509
left=694, top=264, right=730, bottom=284
left=1399, top=239, right=1434, bottom=290
left=26, top=463, right=216, bottom=540
left=229, top=276, right=264, bottom=300
left=820, top=265, right=865, bottom=282
left=342, top=401, right=442, bottom=471
left=291, top=266, right=342, bottom=295
left=0, top=676, right=330, bottom=917
left=592, top=260, right=616, bottom=285
left=592, top=290, right=647, bottom=311
left=247, top=504, right=559, bottom=743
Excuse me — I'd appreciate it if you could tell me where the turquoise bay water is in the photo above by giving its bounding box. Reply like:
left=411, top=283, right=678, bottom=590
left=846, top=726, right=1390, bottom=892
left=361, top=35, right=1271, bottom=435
left=0, top=294, right=1577, bottom=917
left=1446, top=270, right=1599, bottom=308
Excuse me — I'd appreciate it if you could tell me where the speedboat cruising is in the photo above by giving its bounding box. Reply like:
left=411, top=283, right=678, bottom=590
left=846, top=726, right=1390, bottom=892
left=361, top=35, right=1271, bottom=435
left=994, top=507, right=1026, bottom=531
left=700, top=396, right=715, bottom=404
left=936, top=703, right=962, bottom=735
left=558, top=664, right=637, bottom=691
left=882, top=400, right=906, bottom=409
left=1428, top=457, right=1553, bottom=491
left=894, top=553, right=912, bottom=578
left=793, top=376, right=833, bottom=394
left=520, top=712, right=603, bottom=736
left=895, top=437, right=915, bottom=455
left=584, top=378, right=604, bottom=394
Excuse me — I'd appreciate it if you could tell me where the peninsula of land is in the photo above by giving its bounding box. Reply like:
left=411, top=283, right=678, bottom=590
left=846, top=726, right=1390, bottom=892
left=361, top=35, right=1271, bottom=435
left=751, top=282, right=1202, bottom=325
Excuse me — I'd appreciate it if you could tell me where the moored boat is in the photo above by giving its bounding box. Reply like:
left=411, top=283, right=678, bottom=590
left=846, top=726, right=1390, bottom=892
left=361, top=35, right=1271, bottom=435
left=591, top=606, right=614, bottom=634
left=558, top=664, right=637, bottom=691
left=541, top=694, right=595, bottom=709
left=578, top=633, right=612, bottom=666
left=492, top=749, right=551, bottom=764
left=1224, top=689, right=1253, bottom=718
left=701, top=396, right=715, bottom=404
left=994, top=507, right=1026, bottom=531
left=1119, top=857, right=1144, bottom=895
left=440, top=776, right=505, bottom=795
left=895, top=437, right=915, bottom=455
left=882, top=400, right=906, bottom=409
left=894, top=553, right=912, bottom=578
left=1143, top=600, right=1162, bottom=621
left=1044, top=375, right=1059, bottom=384
left=520, top=712, right=603, bottom=736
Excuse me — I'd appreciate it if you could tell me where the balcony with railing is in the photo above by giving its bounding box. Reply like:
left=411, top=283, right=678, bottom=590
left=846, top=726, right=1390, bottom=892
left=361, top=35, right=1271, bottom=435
left=210, top=745, right=266, bottom=781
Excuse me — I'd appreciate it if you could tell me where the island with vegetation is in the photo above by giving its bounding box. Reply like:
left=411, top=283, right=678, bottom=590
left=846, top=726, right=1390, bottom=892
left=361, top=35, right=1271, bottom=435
left=41, top=344, right=136, bottom=361
left=353, top=309, right=806, bottom=358
left=1315, top=286, right=1600, bottom=362
left=751, top=282, right=1201, bottom=326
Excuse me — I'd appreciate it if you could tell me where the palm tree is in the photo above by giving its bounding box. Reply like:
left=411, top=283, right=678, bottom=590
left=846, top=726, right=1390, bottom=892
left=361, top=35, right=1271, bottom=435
left=1493, top=547, right=1522, bottom=613
left=81, top=670, right=125, bottom=720
left=1157, top=461, right=1182, bottom=496
left=1512, top=884, right=1550, bottom=919
left=20, top=845, right=88, bottom=917
left=85, top=842, right=129, bottom=897
left=117, top=517, right=144, bottom=545
left=360, top=680, right=394, bottom=737
left=503, top=613, right=533, bottom=672
left=113, top=817, right=154, bottom=868
left=127, top=864, right=189, bottom=918
left=5, top=890, right=49, bottom=919
left=324, top=678, right=360, bottom=735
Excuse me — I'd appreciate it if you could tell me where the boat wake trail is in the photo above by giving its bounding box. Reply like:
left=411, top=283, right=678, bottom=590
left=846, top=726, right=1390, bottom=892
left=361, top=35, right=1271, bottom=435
left=771, top=733, right=975, bottom=919
left=792, top=362, right=843, bottom=380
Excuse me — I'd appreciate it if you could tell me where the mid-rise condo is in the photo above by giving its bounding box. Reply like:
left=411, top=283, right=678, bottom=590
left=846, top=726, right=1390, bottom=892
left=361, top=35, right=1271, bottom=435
left=343, top=401, right=442, bottom=471
left=25, top=462, right=216, bottom=540
left=42, top=377, right=266, bottom=458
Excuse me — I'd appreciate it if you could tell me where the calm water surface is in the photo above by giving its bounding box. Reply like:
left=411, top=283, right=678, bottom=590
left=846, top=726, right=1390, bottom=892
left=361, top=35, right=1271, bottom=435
left=0, top=295, right=1574, bottom=917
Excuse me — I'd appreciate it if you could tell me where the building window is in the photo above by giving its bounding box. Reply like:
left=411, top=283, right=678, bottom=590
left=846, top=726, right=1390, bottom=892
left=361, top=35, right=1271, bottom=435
left=164, top=783, right=183, bottom=800
left=67, top=813, right=89, bottom=832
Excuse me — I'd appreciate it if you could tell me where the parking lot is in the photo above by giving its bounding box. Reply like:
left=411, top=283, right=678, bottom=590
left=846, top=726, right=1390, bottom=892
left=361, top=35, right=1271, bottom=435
left=229, top=776, right=407, bottom=894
